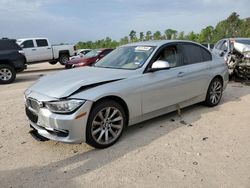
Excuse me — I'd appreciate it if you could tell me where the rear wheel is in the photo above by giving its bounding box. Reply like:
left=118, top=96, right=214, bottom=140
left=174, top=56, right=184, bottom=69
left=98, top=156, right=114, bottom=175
left=205, top=78, right=223, bottom=107
left=0, top=64, right=16, bottom=84
left=86, top=100, right=126, bottom=149
left=49, top=61, right=58, bottom=65
left=59, top=54, right=69, bottom=65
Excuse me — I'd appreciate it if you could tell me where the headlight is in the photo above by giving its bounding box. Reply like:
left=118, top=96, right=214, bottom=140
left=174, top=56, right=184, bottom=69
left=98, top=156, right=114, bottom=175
left=45, top=99, right=85, bottom=114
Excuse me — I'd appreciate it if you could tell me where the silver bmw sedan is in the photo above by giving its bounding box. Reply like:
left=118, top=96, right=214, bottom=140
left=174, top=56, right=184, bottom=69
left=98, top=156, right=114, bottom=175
left=24, top=40, right=229, bottom=148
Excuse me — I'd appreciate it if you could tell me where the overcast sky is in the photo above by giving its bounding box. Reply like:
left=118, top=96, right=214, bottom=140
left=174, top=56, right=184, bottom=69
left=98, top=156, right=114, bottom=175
left=0, top=0, right=249, bottom=44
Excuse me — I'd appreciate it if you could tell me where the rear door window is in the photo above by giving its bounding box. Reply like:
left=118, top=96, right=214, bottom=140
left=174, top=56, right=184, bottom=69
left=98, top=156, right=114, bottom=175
left=36, top=39, right=48, bottom=47
left=182, top=43, right=211, bottom=65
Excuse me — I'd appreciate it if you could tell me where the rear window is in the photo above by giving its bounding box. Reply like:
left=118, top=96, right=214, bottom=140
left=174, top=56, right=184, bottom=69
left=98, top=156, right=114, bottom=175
left=36, top=39, right=48, bottom=47
left=182, top=43, right=212, bottom=65
left=0, top=39, right=22, bottom=51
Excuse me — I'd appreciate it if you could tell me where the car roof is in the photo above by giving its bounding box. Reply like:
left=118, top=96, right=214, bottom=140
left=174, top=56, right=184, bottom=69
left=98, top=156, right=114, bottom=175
left=17, top=38, right=48, bottom=41
left=123, top=40, right=204, bottom=48
left=221, top=37, right=250, bottom=41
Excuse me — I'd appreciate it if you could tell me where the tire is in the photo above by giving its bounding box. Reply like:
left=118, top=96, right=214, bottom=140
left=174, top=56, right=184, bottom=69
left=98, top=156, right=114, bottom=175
left=86, top=100, right=126, bottom=149
left=49, top=61, right=58, bottom=65
left=0, top=64, right=16, bottom=84
left=59, top=54, right=69, bottom=65
left=204, top=77, right=223, bottom=107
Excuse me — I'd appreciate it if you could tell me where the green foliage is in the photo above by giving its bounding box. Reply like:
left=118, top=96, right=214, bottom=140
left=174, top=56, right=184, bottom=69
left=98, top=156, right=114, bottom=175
left=165, top=29, right=178, bottom=40
left=153, top=31, right=162, bottom=40
left=198, top=26, right=214, bottom=43
left=145, top=31, right=152, bottom=41
left=76, top=12, right=250, bottom=49
left=139, top=32, right=144, bottom=41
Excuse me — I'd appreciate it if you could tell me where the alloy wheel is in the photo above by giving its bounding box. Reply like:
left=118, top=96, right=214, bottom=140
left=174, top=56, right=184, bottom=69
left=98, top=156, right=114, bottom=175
left=209, top=80, right=222, bottom=104
left=91, top=107, right=124, bottom=145
left=0, top=68, right=12, bottom=81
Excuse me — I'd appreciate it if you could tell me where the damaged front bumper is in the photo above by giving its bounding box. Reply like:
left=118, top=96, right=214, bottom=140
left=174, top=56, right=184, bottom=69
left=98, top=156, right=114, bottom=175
left=24, top=92, right=93, bottom=143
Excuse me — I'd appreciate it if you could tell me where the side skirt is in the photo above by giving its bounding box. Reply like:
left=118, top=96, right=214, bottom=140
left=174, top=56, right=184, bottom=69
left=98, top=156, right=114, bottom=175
left=128, top=94, right=206, bottom=126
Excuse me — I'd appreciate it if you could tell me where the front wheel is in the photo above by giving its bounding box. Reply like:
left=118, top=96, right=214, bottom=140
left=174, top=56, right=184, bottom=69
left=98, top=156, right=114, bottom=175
left=59, top=54, right=69, bottom=65
left=86, top=100, right=126, bottom=149
left=204, top=78, right=223, bottom=107
left=0, top=64, right=16, bottom=84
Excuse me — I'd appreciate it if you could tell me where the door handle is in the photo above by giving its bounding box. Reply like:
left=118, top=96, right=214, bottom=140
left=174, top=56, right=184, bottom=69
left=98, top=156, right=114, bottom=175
left=47, top=47, right=51, bottom=49
left=177, top=72, right=185, bottom=77
left=32, top=49, right=36, bottom=51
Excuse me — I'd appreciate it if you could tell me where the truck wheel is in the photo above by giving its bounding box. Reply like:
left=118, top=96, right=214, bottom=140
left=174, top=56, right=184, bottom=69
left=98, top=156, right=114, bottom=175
left=0, top=64, right=16, bottom=84
left=59, top=54, right=69, bottom=65
left=49, top=61, right=58, bottom=65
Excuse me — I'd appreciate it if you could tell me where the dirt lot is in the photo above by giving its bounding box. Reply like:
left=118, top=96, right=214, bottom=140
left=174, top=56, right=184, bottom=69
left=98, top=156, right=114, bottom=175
left=0, top=63, right=250, bottom=188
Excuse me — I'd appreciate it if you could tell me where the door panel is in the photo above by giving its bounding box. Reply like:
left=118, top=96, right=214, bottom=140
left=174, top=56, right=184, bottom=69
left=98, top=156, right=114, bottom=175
left=35, top=39, right=53, bottom=61
left=176, top=62, right=210, bottom=100
left=141, top=67, right=186, bottom=114
left=21, top=40, right=37, bottom=62
left=141, top=42, right=211, bottom=115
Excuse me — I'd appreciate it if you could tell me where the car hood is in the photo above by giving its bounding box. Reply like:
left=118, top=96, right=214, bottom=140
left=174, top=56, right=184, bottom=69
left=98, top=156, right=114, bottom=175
left=29, top=66, right=134, bottom=99
left=234, top=42, right=250, bottom=53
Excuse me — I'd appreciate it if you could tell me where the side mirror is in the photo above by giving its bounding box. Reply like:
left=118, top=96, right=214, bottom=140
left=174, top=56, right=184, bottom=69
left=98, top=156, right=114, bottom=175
left=149, top=60, right=170, bottom=72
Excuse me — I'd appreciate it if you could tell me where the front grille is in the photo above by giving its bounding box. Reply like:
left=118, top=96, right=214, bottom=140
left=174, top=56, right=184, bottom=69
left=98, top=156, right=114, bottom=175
left=26, top=107, right=38, bottom=123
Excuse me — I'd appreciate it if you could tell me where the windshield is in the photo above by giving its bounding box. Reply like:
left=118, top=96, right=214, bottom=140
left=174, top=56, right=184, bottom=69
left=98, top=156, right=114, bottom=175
left=84, top=49, right=101, bottom=58
left=94, top=46, right=155, bottom=70
left=236, top=39, right=250, bottom=45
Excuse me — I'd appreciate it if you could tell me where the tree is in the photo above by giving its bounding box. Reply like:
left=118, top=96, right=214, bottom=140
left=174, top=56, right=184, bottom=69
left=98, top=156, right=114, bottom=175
left=186, top=31, right=198, bottom=41
left=241, top=18, right=250, bottom=37
left=120, top=36, right=129, bottom=45
left=165, top=29, right=178, bottom=40
left=129, top=30, right=137, bottom=42
left=178, top=31, right=185, bottom=40
left=139, top=32, right=144, bottom=41
left=76, top=12, right=249, bottom=50
left=153, top=31, right=161, bottom=40
left=214, top=12, right=242, bottom=41
left=145, top=31, right=152, bottom=41
left=198, top=26, right=214, bottom=43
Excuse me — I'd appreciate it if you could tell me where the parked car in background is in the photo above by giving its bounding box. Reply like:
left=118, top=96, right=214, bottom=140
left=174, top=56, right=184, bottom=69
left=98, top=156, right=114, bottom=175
left=65, top=48, right=114, bottom=69
left=24, top=40, right=228, bottom=148
left=0, top=38, right=26, bottom=84
left=69, top=49, right=92, bottom=60
left=213, top=38, right=250, bottom=79
left=16, top=38, right=76, bottom=65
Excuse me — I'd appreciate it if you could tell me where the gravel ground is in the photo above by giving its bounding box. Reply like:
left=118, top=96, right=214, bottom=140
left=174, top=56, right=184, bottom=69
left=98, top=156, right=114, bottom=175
left=0, top=63, right=250, bottom=188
